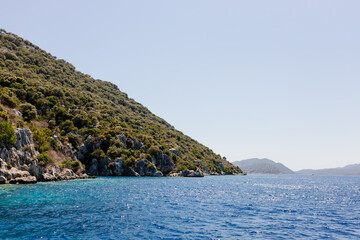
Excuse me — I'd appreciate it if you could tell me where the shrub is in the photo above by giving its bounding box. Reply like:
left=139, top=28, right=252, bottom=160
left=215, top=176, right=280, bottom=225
left=147, top=162, right=155, bottom=170
left=0, top=92, right=17, bottom=108
left=91, top=149, right=105, bottom=159
left=107, top=145, right=122, bottom=159
left=0, top=111, right=9, bottom=121
left=109, top=138, right=124, bottom=148
left=50, top=138, right=58, bottom=151
left=171, top=153, right=178, bottom=162
left=123, top=156, right=135, bottom=167
left=19, top=103, right=37, bottom=121
left=67, top=132, right=80, bottom=149
left=38, top=143, right=50, bottom=153
left=48, top=119, right=56, bottom=129
left=7, top=163, right=12, bottom=169
left=59, top=120, right=77, bottom=135
left=61, top=160, right=81, bottom=172
left=16, top=120, right=25, bottom=128
left=145, top=153, right=152, bottom=161
left=163, top=149, right=171, bottom=156
left=38, top=153, right=52, bottom=166
left=0, top=122, right=17, bottom=145
left=187, top=164, right=197, bottom=171
left=72, top=113, right=90, bottom=129
left=47, top=96, right=58, bottom=107
left=80, top=128, right=101, bottom=139
left=148, top=146, right=160, bottom=156
left=176, top=165, right=188, bottom=173
left=107, top=161, right=115, bottom=170
left=32, top=129, right=52, bottom=149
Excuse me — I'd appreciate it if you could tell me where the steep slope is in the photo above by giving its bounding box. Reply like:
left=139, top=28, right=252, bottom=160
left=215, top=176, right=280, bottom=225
left=296, top=163, right=360, bottom=176
left=233, top=158, right=294, bottom=174
left=0, top=29, right=243, bottom=179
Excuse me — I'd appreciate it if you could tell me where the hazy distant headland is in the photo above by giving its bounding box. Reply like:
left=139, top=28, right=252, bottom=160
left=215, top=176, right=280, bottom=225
left=297, top=164, right=360, bottom=176
left=232, top=158, right=294, bottom=174
left=233, top=158, right=360, bottom=176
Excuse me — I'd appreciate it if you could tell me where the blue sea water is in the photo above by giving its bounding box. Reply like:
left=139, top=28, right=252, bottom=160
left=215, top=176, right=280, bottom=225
left=0, top=175, right=360, bottom=239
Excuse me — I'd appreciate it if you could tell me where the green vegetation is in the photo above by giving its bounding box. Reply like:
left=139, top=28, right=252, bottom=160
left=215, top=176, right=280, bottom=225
left=0, top=110, right=9, bottom=121
left=19, top=103, right=37, bottom=121
left=61, top=160, right=82, bottom=172
left=0, top=29, right=243, bottom=175
left=0, top=122, right=17, bottom=145
left=37, top=153, right=52, bottom=166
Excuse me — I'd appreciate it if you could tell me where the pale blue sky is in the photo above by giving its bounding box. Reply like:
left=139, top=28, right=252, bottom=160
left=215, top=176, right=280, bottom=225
left=1, top=0, right=359, bottom=170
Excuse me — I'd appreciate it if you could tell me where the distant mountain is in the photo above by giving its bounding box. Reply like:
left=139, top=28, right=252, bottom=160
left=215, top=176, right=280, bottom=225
left=296, top=164, right=360, bottom=176
left=232, top=158, right=294, bottom=174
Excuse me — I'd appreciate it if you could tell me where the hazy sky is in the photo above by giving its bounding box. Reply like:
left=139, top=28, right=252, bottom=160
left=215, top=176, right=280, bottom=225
left=1, top=0, right=359, bottom=170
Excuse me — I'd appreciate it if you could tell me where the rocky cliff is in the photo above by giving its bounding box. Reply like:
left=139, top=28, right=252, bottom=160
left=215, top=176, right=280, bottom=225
left=0, top=126, right=235, bottom=184
left=0, top=128, right=88, bottom=184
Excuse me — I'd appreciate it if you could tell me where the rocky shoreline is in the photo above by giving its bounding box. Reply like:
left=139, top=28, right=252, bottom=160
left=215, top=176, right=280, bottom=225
left=0, top=128, right=89, bottom=184
left=0, top=128, right=243, bottom=185
left=0, top=160, right=89, bottom=184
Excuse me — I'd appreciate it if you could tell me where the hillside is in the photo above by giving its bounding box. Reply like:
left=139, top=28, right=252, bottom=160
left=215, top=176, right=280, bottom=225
left=0, top=29, right=243, bottom=181
left=233, top=158, right=294, bottom=174
left=296, top=163, right=360, bottom=176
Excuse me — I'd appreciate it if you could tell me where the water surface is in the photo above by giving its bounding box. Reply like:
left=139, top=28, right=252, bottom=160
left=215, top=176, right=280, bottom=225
left=1, top=175, right=359, bottom=239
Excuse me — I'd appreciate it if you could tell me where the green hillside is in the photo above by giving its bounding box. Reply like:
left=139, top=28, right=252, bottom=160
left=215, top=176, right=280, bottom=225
left=0, top=29, right=243, bottom=176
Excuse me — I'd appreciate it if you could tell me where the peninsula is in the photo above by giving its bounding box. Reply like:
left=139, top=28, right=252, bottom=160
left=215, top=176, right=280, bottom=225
left=0, top=29, right=244, bottom=184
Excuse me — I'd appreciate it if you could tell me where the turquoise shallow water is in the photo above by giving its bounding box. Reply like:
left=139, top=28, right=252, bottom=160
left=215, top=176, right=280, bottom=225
left=1, top=175, right=360, bottom=239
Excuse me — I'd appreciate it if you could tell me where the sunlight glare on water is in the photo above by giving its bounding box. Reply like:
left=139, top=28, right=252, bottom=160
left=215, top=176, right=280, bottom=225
left=0, top=175, right=359, bottom=239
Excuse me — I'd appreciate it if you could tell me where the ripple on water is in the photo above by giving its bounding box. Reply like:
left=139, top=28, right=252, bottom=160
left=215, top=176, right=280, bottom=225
left=1, top=175, right=360, bottom=239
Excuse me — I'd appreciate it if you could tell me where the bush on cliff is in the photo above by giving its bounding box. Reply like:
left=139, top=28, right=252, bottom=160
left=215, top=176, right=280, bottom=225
left=0, top=111, right=9, bottom=121
left=37, top=153, right=52, bottom=166
left=91, top=149, right=105, bottom=159
left=0, top=90, right=18, bottom=108
left=19, top=103, right=37, bottom=121
left=61, top=160, right=81, bottom=172
left=0, top=122, right=17, bottom=146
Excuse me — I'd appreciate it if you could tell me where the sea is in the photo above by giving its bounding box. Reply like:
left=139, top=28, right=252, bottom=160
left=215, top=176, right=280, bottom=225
left=0, top=174, right=359, bottom=239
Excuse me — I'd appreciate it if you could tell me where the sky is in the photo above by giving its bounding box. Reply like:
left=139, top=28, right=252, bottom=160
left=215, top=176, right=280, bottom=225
left=1, top=0, right=359, bottom=170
